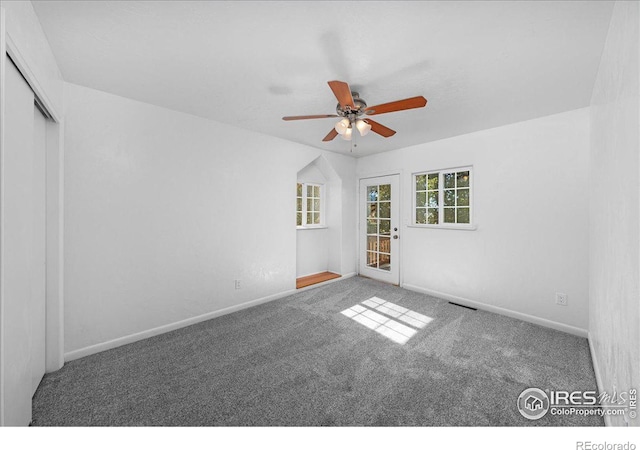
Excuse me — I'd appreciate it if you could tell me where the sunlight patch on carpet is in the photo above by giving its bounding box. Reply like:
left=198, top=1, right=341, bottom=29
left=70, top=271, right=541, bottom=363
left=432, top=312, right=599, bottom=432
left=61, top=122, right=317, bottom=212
left=341, top=297, right=433, bottom=344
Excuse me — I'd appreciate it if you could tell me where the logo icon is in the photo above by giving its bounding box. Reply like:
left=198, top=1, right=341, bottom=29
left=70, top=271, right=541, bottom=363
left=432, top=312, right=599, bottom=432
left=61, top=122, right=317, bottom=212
left=517, top=388, right=550, bottom=420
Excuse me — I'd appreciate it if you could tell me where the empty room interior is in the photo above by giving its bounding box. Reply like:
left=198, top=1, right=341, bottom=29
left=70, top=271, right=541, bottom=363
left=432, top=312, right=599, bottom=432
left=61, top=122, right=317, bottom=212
left=1, top=0, right=639, bottom=436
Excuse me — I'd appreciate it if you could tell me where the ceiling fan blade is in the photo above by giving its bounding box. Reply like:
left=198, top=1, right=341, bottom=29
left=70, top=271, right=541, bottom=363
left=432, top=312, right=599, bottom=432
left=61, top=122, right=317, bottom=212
left=322, top=128, right=339, bottom=142
left=364, top=119, right=396, bottom=138
left=282, top=114, right=338, bottom=121
left=327, top=80, right=355, bottom=110
left=365, top=96, right=427, bottom=115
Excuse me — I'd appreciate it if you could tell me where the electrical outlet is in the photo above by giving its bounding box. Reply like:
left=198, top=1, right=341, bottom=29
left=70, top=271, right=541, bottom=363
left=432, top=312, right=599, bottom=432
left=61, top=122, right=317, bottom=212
left=555, top=293, right=568, bottom=306
left=235, top=280, right=241, bottom=290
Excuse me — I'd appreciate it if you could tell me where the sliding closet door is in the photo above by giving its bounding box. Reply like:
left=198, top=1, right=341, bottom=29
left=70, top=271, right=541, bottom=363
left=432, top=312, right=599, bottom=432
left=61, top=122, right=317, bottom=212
left=1, top=55, right=37, bottom=426
left=31, top=105, right=47, bottom=396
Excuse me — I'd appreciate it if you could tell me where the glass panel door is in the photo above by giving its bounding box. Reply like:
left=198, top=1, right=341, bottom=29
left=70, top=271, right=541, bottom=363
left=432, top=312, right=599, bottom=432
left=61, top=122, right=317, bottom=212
left=359, top=175, right=400, bottom=284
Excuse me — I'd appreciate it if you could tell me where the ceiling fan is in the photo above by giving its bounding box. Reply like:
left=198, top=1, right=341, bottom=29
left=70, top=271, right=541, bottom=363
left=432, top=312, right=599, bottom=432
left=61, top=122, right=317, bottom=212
left=282, top=80, right=427, bottom=142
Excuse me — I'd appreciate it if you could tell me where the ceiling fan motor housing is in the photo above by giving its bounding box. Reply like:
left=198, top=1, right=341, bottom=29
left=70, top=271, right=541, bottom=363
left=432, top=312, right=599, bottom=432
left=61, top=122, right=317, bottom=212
left=336, top=92, right=368, bottom=119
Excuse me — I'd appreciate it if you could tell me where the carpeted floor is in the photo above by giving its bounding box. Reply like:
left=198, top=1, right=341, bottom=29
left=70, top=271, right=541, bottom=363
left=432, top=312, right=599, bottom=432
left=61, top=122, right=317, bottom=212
left=32, top=276, right=602, bottom=426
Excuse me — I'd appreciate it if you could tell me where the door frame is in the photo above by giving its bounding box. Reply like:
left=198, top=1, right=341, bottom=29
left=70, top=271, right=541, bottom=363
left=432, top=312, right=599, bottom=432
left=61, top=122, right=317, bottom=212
left=357, top=170, right=404, bottom=286
left=0, top=7, right=65, bottom=425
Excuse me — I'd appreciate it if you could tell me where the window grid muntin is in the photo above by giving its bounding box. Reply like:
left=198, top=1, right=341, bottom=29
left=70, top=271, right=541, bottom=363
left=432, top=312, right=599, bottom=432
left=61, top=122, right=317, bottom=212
left=414, top=168, right=472, bottom=227
left=366, top=182, right=391, bottom=272
left=297, top=182, right=323, bottom=227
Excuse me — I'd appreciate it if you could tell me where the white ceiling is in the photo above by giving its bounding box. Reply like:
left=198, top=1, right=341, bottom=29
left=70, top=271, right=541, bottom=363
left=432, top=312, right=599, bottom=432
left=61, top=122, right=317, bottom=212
left=32, top=1, right=613, bottom=157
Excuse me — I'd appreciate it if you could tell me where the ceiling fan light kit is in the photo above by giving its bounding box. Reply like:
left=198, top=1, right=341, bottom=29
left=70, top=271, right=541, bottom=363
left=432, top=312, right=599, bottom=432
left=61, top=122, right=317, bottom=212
left=282, top=80, right=427, bottom=146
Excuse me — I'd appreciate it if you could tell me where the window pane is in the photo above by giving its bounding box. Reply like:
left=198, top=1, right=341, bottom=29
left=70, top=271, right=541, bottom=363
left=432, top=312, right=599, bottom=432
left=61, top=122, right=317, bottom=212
left=313, top=199, right=320, bottom=212
left=313, top=185, right=320, bottom=197
left=457, top=171, right=470, bottom=188
left=416, top=208, right=427, bottom=224
left=379, top=184, right=391, bottom=201
left=379, top=219, right=391, bottom=235
left=428, top=191, right=438, bottom=207
left=379, top=237, right=390, bottom=254
left=313, top=212, right=321, bottom=224
left=416, top=192, right=426, bottom=207
left=307, top=185, right=313, bottom=197
left=297, top=213, right=302, bottom=226
left=368, top=203, right=378, bottom=218
left=367, top=186, right=378, bottom=202
left=296, top=198, right=302, bottom=212
left=297, top=183, right=302, bottom=197
left=416, top=175, right=426, bottom=191
left=307, top=212, right=313, bottom=224
left=379, top=202, right=390, bottom=219
left=427, top=173, right=439, bottom=190
left=307, top=199, right=313, bottom=211
left=444, top=173, right=455, bottom=188
left=367, top=219, right=378, bottom=235
left=457, top=189, right=469, bottom=207
left=427, top=208, right=439, bottom=224
left=444, top=189, right=455, bottom=206
left=367, top=251, right=378, bottom=268
left=379, top=254, right=391, bottom=271
left=457, top=208, right=470, bottom=224
left=367, top=236, right=378, bottom=251
left=444, top=207, right=455, bottom=223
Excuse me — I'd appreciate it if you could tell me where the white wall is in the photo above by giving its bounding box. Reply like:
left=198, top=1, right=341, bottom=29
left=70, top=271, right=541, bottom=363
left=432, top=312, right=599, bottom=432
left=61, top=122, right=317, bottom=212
left=63, top=82, right=356, bottom=357
left=357, top=108, right=590, bottom=333
left=589, top=1, right=639, bottom=427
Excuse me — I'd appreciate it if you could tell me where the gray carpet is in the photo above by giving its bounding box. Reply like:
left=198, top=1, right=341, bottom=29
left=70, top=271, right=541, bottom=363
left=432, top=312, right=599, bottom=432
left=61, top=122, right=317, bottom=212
left=32, top=276, right=602, bottom=426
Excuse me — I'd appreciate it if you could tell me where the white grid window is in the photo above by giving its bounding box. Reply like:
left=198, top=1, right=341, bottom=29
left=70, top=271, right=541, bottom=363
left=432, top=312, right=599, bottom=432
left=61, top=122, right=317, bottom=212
left=297, top=183, right=324, bottom=227
left=414, top=167, right=472, bottom=227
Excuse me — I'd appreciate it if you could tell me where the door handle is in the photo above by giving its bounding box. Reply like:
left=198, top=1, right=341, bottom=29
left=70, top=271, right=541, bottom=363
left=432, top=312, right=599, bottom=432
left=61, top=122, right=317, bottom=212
left=393, top=235, right=399, bottom=239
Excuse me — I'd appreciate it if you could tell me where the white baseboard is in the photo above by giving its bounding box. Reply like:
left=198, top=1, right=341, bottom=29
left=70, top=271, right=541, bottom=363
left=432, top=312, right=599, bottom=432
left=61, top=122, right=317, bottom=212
left=588, top=332, right=613, bottom=427
left=64, top=288, right=298, bottom=362
left=65, top=272, right=357, bottom=362
left=402, top=283, right=588, bottom=338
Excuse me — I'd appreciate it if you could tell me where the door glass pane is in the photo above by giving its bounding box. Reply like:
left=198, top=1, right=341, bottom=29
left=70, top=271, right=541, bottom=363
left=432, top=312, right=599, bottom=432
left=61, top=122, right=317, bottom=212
left=416, top=192, right=426, bottom=207
left=367, top=251, right=378, bottom=268
left=367, top=219, right=378, bottom=234
left=364, top=181, right=394, bottom=274
left=379, top=202, right=390, bottom=218
left=379, top=237, right=391, bottom=254
left=379, top=254, right=391, bottom=271
left=416, top=175, right=426, bottom=191
left=379, top=219, right=391, bottom=235
left=367, top=236, right=378, bottom=251
left=379, top=184, right=391, bottom=201
left=367, top=186, right=378, bottom=202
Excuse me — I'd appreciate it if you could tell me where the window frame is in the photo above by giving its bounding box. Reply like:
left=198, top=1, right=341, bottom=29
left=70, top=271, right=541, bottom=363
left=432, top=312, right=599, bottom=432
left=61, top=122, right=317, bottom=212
left=411, top=166, right=474, bottom=230
left=297, top=182, right=326, bottom=229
